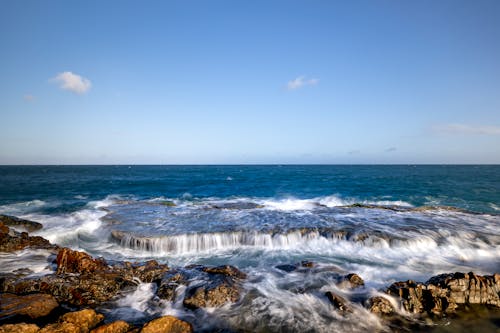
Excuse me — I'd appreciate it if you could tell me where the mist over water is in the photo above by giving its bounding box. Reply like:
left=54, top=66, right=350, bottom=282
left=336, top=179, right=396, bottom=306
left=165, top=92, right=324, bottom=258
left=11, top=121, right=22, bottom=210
left=0, top=165, right=499, bottom=332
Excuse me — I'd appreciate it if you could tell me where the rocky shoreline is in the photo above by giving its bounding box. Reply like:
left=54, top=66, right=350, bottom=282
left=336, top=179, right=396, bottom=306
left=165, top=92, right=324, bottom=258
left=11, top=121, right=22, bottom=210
left=1, top=215, right=499, bottom=332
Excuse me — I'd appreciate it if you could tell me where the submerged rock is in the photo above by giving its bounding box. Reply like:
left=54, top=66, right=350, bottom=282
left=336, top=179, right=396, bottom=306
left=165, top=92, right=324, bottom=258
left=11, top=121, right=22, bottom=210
left=325, top=291, right=351, bottom=313
left=140, top=316, right=192, bottom=333
left=0, top=293, right=59, bottom=321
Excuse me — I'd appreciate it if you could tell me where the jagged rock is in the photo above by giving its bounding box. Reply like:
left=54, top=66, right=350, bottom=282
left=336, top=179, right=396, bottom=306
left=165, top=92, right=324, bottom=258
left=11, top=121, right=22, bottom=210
left=39, top=309, right=104, bottom=333
left=90, top=320, right=130, bottom=333
left=157, top=271, right=189, bottom=302
left=368, top=296, right=395, bottom=315
left=56, top=248, right=109, bottom=275
left=0, top=323, right=40, bottom=333
left=387, top=272, right=500, bottom=315
left=0, top=215, right=43, bottom=232
left=127, top=260, right=169, bottom=283
left=325, top=291, right=351, bottom=313
left=202, top=265, right=247, bottom=280
left=183, top=277, right=241, bottom=309
left=338, top=273, right=364, bottom=289
left=0, top=293, right=59, bottom=321
left=0, top=223, right=54, bottom=252
left=140, top=316, right=192, bottom=333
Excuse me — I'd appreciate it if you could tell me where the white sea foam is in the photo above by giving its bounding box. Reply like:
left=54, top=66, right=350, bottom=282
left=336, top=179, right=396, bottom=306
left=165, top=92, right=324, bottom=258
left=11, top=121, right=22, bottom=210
left=0, top=199, right=47, bottom=215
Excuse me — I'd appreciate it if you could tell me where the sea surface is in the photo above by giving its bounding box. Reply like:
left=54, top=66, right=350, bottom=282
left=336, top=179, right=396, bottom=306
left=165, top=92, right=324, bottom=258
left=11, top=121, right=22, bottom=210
left=0, top=165, right=499, bottom=332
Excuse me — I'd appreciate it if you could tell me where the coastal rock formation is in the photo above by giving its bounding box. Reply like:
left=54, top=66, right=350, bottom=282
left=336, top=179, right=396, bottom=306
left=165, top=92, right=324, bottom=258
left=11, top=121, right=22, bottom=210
left=56, top=248, right=109, bottom=275
left=0, top=223, right=54, bottom=252
left=140, top=316, right=193, bottom=333
left=386, top=272, right=500, bottom=315
left=0, top=215, right=43, bottom=232
left=0, top=293, right=58, bottom=321
left=339, top=273, right=365, bottom=289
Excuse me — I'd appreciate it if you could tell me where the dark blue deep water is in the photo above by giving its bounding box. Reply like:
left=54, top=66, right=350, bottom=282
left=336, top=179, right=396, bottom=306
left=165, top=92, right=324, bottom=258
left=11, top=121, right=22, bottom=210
left=1, top=165, right=499, bottom=213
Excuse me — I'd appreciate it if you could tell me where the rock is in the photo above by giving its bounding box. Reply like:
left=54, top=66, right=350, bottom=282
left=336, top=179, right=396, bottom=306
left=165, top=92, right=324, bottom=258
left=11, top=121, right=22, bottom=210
left=275, top=264, right=297, bottom=273
left=0, top=215, right=43, bottom=232
left=211, top=202, right=263, bottom=210
left=140, top=316, right=192, bottom=333
left=127, top=260, right=169, bottom=283
left=157, top=271, right=189, bottom=302
left=387, top=272, right=500, bottom=316
left=56, top=248, right=108, bottom=275
left=368, top=296, right=395, bottom=315
left=90, top=321, right=130, bottom=333
left=0, top=323, right=40, bottom=333
left=338, top=273, right=364, bottom=289
left=39, top=309, right=104, bottom=333
left=202, top=265, right=247, bottom=280
left=0, top=223, right=54, bottom=252
left=325, top=291, right=351, bottom=313
left=0, top=293, right=58, bottom=321
left=183, top=277, right=241, bottom=309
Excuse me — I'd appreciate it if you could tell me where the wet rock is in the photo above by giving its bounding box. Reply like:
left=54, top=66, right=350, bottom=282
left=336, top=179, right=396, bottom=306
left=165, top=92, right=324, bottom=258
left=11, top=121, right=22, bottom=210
left=325, top=291, right=351, bottom=313
left=128, top=260, right=169, bottom=283
left=0, top=223, right=54, bottom=252
left=368, top=296, right=395, bottom=315
left=183, top=277, right=241, bottom=309
left=90, top=320, right=130, bottom=333
left=202, top=265, right=247, bottom=280
left=275, top=264, right=297, bottom=273
left=0, top=293, right=59, bottom=321
left=56, top=248, right=109, bottom=275
left=338, top=273, right=365, bottom=289
left=0, top=323, right=40, bottom=333
left=211, top=202, right=263, bottom=210
left=157, top=271, right=189, bottom=302
left=0, top=272, right=129, bottom=307
left=387, top=272, right=500, bottom=316
left=39, top=309, right=104, bottom=333
left=0, top=215, right=43, bottom=232
left=140, top=316, right=192, bottom=333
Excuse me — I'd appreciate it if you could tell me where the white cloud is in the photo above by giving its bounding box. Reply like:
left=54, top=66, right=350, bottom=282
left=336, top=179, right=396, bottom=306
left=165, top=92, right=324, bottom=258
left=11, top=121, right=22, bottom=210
left=434, top=123, right=500, bottom=136
left=286, top=76, right=319, bottom=90
left=51, top=71, right=91, bottom=94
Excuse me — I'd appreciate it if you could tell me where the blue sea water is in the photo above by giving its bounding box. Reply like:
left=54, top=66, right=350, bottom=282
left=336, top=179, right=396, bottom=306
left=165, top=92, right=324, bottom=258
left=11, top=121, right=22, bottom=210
left=0, top=165, right=499, bottom=332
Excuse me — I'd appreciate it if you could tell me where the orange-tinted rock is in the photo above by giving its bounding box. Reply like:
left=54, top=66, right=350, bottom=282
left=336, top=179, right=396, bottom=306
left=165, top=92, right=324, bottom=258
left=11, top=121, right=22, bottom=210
left=140, top=316, right=192, bottom=333
left=56, top=248, right=108, bottom=275
left=39, top=309, right=104, bottom=333
left=0, top=293, right=58, bottom=320
left=0, top=323, right=39, bottom=333
left=90, top=320, right=130, bottom=333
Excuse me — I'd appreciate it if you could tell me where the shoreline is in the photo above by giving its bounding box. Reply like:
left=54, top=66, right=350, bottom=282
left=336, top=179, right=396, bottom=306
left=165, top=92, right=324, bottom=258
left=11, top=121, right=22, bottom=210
left=0, top=215, right=499, bottom=332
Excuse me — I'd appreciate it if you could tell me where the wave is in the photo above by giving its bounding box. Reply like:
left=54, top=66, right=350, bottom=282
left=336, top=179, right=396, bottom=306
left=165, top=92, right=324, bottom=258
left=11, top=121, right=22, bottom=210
left=0, top=199, right=48, bottom=215
left=110, top=228, right=497, bottom=256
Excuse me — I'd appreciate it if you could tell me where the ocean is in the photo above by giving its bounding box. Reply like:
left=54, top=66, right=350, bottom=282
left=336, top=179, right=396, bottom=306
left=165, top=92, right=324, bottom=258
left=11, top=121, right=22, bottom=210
left=0, top=165, right=499, bottom=332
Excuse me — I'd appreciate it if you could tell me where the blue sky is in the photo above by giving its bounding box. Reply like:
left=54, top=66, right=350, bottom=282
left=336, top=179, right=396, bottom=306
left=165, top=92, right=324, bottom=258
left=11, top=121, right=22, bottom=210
left=1, top=0, right=499, bottom=164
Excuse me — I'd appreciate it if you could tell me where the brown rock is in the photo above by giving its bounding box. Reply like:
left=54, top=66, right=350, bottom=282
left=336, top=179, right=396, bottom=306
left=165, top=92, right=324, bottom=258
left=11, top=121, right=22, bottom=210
left=90, top=321, right=130, bottom=333
left=183, top=277, right=240, bottom=309
left=0, top=323, right=40, bottom=333
left=0, top=215, right=43, bottom=232
left=140, top=316, right=192, bottom=333
left=368, top=296, right=395, bottom=315
left=56, top=248, right=108, bottom=275
left=325, top=291, right=351, bottom=313
left=0, top=293, right=58, bottom=320
left=39, top=309, right=104, bottom=333
left=201, top=265, right=247, bottom=280
left=0, top=224, right=54, bottom=252
left=340, top=273, right=364, bottom=289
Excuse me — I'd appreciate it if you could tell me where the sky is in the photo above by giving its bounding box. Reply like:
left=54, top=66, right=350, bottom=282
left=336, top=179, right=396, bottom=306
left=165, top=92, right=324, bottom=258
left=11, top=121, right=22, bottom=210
left=0, top=0, right=499, bottom=164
